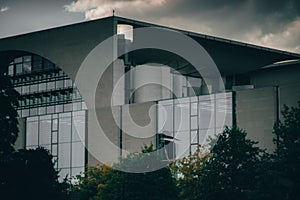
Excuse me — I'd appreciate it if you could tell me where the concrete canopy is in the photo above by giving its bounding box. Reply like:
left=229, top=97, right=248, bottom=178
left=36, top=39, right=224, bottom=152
left=0, top=16, right=299, bottom=79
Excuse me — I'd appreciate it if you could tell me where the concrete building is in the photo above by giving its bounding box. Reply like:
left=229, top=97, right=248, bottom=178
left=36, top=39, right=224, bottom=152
left=0, top=16, right=300, bottom=177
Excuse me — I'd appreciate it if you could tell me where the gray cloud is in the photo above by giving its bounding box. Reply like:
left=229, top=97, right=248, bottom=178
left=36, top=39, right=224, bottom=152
left=0, top=6, right=9, bottom=12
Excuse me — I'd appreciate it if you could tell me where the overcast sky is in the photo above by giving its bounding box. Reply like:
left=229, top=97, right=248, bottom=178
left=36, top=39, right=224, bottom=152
left=1, top=0, right=300, bottom=53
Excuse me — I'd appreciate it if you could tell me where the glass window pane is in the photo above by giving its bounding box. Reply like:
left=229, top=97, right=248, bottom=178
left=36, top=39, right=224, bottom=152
left=191, top=116, right=198, bottom=130
left=52, top=144, right=58, bottom=156
left=175, top=103, right=189, bottom=131
left=16, top=63, right=23, bottom=75
left=26, top=120, right=38, bottom=146
left=23, top=62, right=32, bottom=74
left=174, top=131, right=189, bottom=159
left=72, top=167, right=84, bottom=178
left=216, top=97, right=232, bottom=128
left=58, top=143, right=71, bottom=168
left=39, top=107, right=46, bottom=115
left=65, top=79, right=72, bottom=87
left=30, top=84, right=38, bottom=93
left=8, top=65, right=14, bottom=76
left=47, top=82, right=55, bottom=90
left=23, top=85, right=29, bottom=93
left=59, top=168, right=70, bottom=182
left=39, top=119, right=51, bottom=145
left=59, top=117, right=71, bottom=143
left=52, top=131, right=58, bottom=144
left=56, top=80, right=64, bottom=89
left=47, top=106, right=55, bottom=114
left=52, top=119, right=58, bottom=131
left=199, top=100, right=214, bottom=129
left=64, top=104, right=72, bottom=112
left=191, top=130, right=198, bottom=144
left=72, top=142, right=85, bottom=167
left=72, top=111, right=85, bottom=142
left=158, top=104, right=173, bottom=133
left=191, top=102, right=198, bottom=115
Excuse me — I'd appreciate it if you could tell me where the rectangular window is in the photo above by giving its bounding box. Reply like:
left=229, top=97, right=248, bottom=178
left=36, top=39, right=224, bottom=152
left=39, top=119, right=51, bottom=145
left=16, top=63, right=23, bottom=75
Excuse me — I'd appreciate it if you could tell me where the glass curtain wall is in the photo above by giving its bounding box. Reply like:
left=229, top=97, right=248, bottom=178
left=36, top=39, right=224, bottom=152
left=158, top=92, right=232, bottom=159
left=6, top=55, right=87, bottom=181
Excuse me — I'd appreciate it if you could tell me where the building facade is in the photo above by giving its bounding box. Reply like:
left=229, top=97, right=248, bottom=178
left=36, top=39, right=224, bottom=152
left=1, top=16, right=300, bottom=178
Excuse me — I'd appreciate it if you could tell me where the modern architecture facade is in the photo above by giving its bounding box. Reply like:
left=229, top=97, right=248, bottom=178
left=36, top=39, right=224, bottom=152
left=1, top=16, right=300, bottom=178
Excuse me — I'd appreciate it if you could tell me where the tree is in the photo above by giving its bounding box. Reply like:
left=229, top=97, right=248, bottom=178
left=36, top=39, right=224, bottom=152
left=1, top=147, right=69, bottom=200
left=0, top=76, right=19, bottom=155
left=256, top=103, right=300, bottom=200
left=198, top=126, right=263, bottom=200
left=170, top=146, right=210, bottom=200
left=72, top=145, right=179, bottom=200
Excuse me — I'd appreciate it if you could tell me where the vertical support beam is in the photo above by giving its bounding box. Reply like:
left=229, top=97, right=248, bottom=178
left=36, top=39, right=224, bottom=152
left=232, top=91, right=237, bottom=127
left=274, top=86, right=280, bottom=155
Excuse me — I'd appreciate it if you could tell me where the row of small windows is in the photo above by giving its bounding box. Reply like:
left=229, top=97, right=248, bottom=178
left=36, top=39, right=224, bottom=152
left=15, top=79, right=73, bottom=95
left=7, top=55, right=58, bottom=76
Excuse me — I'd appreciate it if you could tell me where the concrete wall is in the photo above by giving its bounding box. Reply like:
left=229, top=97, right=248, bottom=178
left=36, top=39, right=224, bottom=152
left=236, top=87, right=276, bottom=152
left=88, top=102, right=156, bottom=166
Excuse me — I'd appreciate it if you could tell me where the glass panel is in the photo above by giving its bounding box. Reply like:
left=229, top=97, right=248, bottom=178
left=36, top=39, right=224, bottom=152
left=22, top=109, right=29, bottom=117
left=158, top=104, right=173, bottom=133
left=52, top=131, right=58, bottom=144
left=16, top=63, right=23, bottom=75
left=65, top=79, right=72, bottom=87
left=216, top=97, right=232, bottom=128
left=56, top=105, right=63, bottom=113
left=56, top=80, right=64, bottom=89
left=30, top=108, right=38, bottom=116
left=14, top=57, right=22, bottom=63
left=47, top=82, right=55, bottom=90
left=199, top=100, right=214, bottom=129
left=72, top=142, right=85, bottom=167
left=8, top=65, right=14, bottom=76
left=47, top=106, right=55, bottom=114
left=174, top=131, right=189, bottom=158
left=72, top=167, right=84, bottom=178
left=38, top=107, right=46, bottom=115
left=39, top=119, right=51, bottom=145
left=191, top=116, right=198, bottom=130
left=26, top=120, right=38, bottom=146
left=174, top=103, right=189, bottom=131
left=191, top=130, right=198, bottom=144
left=58, top=143, right=71, bottom=168
left=59, top=168, right=70, bottom=181
left=39, top=83, right=46, bottom=91
left=52, top=144, right=58, bottom=156
left=52, top=119, right=58, bottom=131
left=23, top=85, right=29, bottom=93
left=59, top=116, right=71, bottom=143
left=72, top=111, right=85, bottom=142
left=30, top=84, right=38, bottom=93
left=191, top=102, right=198, bottom=115
left=23, top=62, right=32, bottom=74
left=40, top=144, right=51, bottom=152
left=199, top=128, right=214, bottom=144
left=64, top=104, right=72, bottom=112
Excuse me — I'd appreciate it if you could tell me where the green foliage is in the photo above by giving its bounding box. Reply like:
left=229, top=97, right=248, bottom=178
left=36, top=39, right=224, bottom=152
left=255, top=103, right=300, bottom=200
left=198, top=126, right=263, bottom=200
left=70, top=164, right=112, bottom=200
left=72, top=145, right=179, bottom=200
left=170, top=146, right=211, bottom=200
left=0, top=76, right=19, bottom=155
left=0, top=147, right=69, bottom=200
